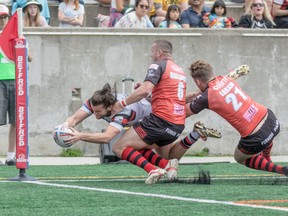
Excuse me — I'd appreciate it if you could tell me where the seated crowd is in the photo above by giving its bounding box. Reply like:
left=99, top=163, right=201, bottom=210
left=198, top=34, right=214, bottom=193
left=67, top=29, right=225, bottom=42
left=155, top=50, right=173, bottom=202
left=3, top=0, right=288, bottom=28
left=102, top=0, right=287, bottom=28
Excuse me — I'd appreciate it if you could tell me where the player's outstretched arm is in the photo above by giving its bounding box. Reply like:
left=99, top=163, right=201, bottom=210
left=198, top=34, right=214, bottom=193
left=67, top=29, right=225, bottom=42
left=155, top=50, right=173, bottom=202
left=66, top=124, right=121, bottom=145
left=64, top=109, right=90, bottom=128
left=186, top=65, right=249, bottom=104
left=112, top=81, right=154, bottom=116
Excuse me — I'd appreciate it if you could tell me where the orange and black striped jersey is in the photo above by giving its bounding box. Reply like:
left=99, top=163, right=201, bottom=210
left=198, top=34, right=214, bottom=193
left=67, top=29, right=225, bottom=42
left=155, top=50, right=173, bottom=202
left=189, top=76, right=267, bottom=137
left=145, top=59, right=186, bottom=125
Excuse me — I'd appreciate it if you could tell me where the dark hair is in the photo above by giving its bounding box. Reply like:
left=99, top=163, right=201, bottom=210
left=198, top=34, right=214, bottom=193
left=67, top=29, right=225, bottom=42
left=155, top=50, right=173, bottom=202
left=153, top=39, right=173, bottom=54
left=126, top=0, right=149, bottom=14
left=165, top=4, right=180, bottom=27
left=135, top=0, right=149, bottom=9
left=211, top=0, right=227, bottom=16
left=91, top=83, right=117, bottom=108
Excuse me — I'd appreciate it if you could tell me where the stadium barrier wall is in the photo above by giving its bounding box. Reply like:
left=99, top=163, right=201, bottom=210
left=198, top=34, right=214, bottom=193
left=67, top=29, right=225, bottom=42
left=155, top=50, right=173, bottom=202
left=0, top=28, right=288, bottom=157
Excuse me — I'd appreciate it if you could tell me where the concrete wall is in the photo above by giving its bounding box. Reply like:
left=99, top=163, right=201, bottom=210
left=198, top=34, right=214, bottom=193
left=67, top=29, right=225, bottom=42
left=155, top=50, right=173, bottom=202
left=1, top=28, right=288, bottom=157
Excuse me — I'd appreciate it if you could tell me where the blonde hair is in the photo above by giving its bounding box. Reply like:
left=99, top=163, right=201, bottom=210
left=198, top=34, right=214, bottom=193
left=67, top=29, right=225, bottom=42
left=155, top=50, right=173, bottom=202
left=245, top=0, right=275, bottom=25
left=23, top=6, right=42, bottom=27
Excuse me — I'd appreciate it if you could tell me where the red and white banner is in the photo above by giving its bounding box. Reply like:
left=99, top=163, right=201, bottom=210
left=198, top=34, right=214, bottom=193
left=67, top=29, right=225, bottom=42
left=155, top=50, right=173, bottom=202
left=0, top=12, right=19, bottom=62
left=0, top=9, right=29, bottom=171
left=15, top=38, right=29, bottom=169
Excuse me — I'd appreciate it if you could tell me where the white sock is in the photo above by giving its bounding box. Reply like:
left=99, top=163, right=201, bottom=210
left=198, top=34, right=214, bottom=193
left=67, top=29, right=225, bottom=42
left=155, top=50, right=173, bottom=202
left=190, top=131, right=200, bottom=140
left=7, top=152, right=15, bottom=161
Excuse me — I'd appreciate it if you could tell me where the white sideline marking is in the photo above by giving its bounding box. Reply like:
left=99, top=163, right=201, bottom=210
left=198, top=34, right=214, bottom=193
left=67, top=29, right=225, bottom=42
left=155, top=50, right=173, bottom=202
left=24, top=181, right=288, bottom=212
left=28, top=176, right=288, bottom=182
left=0, top=176, right=286, bottom=182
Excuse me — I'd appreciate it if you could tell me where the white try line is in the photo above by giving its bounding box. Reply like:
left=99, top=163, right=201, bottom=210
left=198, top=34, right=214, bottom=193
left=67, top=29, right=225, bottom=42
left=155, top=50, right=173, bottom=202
left=23, top=181, right=288, bottom=212
left=0, top=175, right=286, bottom=183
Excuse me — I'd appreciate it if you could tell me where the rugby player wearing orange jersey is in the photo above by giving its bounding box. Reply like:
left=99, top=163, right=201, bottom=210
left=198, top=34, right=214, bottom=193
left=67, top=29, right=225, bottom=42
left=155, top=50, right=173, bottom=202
left=112, top=40, right=187, bottom=184
left=186, top=60, right=288, bottom=176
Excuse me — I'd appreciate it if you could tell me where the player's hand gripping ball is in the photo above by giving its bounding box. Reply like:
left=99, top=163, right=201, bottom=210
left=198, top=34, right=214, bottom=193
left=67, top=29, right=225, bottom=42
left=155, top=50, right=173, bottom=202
left=52, top=124, right=73, bottom=148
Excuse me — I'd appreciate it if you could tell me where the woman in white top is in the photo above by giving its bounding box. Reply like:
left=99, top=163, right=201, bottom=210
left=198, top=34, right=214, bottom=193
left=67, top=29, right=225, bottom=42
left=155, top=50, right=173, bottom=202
left=115, top=0, right=150, bottom=28
left=58, top=0, right=85, bottom=27
left=23, top=0, right=49, bottom=27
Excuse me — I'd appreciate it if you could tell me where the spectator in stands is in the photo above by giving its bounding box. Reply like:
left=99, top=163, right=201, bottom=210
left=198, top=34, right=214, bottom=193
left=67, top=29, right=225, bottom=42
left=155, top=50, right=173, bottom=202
left=203, top=0, right=231, bottom=28
left=114, top=0, right=150, bottom=28
left=108, top=0, right=131, bottom=27
left=180, top=0, right=210, bottom=28
left=239, top=0, right=275, bottom=28
left=58, top=0, right=85, bottom=27
left=245, top=0, right=272, bottom=12
left=12, top=0, right=50, bottom=23
left=159, top=4, right=181, bottom=28
left=149, top=0, right=188, bottom=27
left=272, top=0, right=288, bottom=28
left=23, top=0, right=49, bottom=27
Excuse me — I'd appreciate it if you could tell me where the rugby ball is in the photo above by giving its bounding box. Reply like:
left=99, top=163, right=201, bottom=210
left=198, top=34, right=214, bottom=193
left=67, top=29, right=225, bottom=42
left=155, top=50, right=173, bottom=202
left=52, top=125, right=73, bottom=148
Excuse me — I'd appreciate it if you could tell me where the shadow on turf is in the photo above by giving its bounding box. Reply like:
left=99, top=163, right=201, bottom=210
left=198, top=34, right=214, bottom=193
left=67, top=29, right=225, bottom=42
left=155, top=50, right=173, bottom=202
left=162, top=170, right=211, bottom=185
left=212, top=176, right=288, bottom=186
left=161, top=169, right=288, bottom=186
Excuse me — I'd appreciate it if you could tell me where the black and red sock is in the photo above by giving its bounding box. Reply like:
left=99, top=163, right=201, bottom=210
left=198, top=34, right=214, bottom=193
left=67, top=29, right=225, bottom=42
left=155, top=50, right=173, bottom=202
left=121, top=147, right=156, bottom=173
left=179, top=132, right=199, bottom=150
left=260, top=142, right=273, bottom=162
left=244, top=154, right=284, bottom=175
left=139, top=149, right=168, bottom=169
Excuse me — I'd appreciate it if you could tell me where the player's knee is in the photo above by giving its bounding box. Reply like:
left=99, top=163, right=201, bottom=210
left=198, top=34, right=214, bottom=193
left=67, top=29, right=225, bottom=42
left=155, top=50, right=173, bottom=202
left=112, top=142, right=123, bottom=158
left=111, top=144, right=118, bottom=156
left=234, top=154, right=242, bottom=164
left=234, top=148, right=246, bottom=164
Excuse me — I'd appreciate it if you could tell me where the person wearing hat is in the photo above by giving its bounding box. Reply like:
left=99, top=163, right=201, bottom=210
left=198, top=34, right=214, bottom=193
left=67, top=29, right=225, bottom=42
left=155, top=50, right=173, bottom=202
left=23, top=0, right=49, bottom=27
left=0, top=4, right=16, bottom=165
left=11, top=0, right=50, bottom=23
left=0, top=4, right=9, bottom=31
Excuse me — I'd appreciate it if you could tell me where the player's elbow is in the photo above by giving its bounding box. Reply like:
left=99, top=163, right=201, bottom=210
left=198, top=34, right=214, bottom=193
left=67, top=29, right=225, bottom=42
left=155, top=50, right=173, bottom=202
left=101, top=135, right=113, bottom=143
left=142, top=88, right=151, bottom=97
left=141, top=82, right=154, bottom=96
left=102, top=131, right=120, bottom=143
